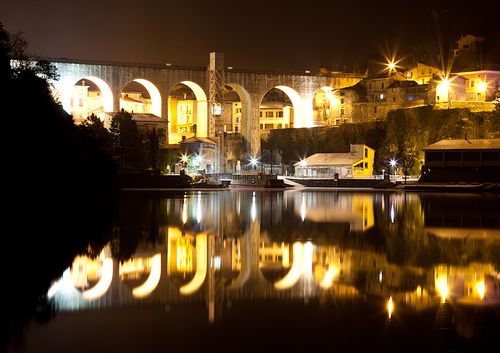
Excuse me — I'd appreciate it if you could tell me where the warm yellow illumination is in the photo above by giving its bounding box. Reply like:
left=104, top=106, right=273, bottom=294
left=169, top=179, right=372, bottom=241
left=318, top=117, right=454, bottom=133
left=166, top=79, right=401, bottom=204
left=387, top=296, right=394, bottom=319
left=435, top=276, right=449, bottom=303
left=476, top=280, right=486, bottom=300
left=133, top=79, right=162, bottom=117
left=477, top=81, right=487, bottom=93
left=182, top=197, right=188, bottom=224
left=84, top=76, right=114, bottom=112
left=437, top=78, right=450, bottom=102
left=82, top=258, right=113, bottom=300
left=274, top=242, right=304, bottom=289
left=275, top=85, right=305, bottom=127
left=388, top=62, right=396, bottom=71
left=131, top=254, right=162, bottom=298
left=180, top=153, right=189, bottom=164
left=319, top=264, right=340, bottom=289
left=179, top=234, right=207, bottom=295
left=179, top=81, right=208, bottom=137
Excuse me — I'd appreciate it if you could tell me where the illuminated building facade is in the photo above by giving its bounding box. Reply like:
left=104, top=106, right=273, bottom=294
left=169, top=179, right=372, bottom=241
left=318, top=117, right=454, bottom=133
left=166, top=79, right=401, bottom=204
left=294, top=144, right=375, bottom=178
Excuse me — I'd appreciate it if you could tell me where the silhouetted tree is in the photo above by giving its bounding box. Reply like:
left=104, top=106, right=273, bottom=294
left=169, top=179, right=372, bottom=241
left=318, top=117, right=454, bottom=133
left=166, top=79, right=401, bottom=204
left=110, top=109, right=145, bottom=169
left=1, top=22, right=116, bottom=352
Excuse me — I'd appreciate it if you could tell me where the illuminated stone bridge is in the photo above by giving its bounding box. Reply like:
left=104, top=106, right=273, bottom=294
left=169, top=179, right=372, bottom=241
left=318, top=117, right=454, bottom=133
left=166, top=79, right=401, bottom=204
left=47, top=55, right=363, bottom=156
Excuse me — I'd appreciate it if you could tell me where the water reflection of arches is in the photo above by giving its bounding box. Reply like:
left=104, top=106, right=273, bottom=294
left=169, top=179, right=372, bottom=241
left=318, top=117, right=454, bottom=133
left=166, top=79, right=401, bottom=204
left=120, top=254, right=162, bottom=298
left=69, top=246, right=113, bottom=301
left=168, top=81, right=208, bottom=144
left=167, top=227, right=208, bottom=295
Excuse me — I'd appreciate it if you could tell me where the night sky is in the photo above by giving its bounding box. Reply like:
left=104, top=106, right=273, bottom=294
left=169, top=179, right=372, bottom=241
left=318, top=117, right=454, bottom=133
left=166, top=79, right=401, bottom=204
left=2, top=0, right=499, bottom=71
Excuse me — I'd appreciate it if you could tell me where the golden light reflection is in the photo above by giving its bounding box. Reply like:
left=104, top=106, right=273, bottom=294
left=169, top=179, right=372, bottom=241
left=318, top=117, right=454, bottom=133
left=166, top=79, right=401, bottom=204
left=179, top=234, right=207, bottom=295
left=476, top=280, right=486, bottom=300
left=82, top=258, right=113, bottom=300
left=435, top=275, right=449, bottom=303
left=182, top=197, right=188, bottom=224
left=319, top=264, right=340, bottom=289
left=274, top=242, right=304, bottom=290
left=387, top=296, right=394, bottom=319
left=131, top=254, right=162, bottom=298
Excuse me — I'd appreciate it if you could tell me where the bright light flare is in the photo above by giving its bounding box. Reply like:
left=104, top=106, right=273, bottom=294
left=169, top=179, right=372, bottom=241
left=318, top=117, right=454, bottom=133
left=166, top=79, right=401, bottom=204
left=389, top=159, right=397, bottom=168
left=250, top=156, right=258, bottom=167
left=476, top=280, right=486, bottom=300
left=180, top=153, right=189, bottom=164
left=477, top=81, right=487, bottom=93
left=299, top=159, right=307, bottom=168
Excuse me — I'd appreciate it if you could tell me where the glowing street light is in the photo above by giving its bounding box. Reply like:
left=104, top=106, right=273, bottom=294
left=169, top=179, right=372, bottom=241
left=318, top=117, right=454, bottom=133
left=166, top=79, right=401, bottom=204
left=389, top=159, right=397, bottom=168
left=299, top=159, right=307, bottom=168
left=194, top=154, right=203, bottom=167
left=180, top=153, right=189, bottom=165
left=249, top=156, right=259, bottom=170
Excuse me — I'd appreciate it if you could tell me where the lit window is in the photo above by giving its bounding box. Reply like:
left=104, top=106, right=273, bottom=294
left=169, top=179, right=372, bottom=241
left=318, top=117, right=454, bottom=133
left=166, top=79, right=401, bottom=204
left=266, top=111, right=274, bottom=118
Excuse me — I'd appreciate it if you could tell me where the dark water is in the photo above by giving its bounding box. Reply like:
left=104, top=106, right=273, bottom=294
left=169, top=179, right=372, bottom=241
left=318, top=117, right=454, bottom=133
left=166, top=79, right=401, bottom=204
left=11, top=190, right=500, bottom=353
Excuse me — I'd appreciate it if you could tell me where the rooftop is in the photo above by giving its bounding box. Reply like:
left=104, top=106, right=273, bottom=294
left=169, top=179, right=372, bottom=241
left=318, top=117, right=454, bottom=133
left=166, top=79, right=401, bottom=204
left=294, top=153, right=363, bottom=166
left=423, top=138, right=500, bottom=151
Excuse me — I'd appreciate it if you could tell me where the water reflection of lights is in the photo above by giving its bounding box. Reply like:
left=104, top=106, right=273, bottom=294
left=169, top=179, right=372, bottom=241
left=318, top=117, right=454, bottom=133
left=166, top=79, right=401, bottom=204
left=132, top=254, right=162, bottom=298
left=182, top=197, right=188, bottom=224
left=179, top=234, right=207, bottom=295
left=274, top=242, right=314, bottom=290
left=196, top=193, right=202, bottom=223
left=387, top=296, right=394, bottom=319
left=436, top=276, right=449, bottom=303
left=390, top=203, right=395, bottom=224
left=251, top=192, right=256, bottom=222
left=274, top=242, right=304, bottom=289
left=301, top=192, right=306, bottom=222
left=319, top=265, right=340, bottom=289
left=81, top=258, right=113, bottom=300
left=47, top=268, right=73, bottom=298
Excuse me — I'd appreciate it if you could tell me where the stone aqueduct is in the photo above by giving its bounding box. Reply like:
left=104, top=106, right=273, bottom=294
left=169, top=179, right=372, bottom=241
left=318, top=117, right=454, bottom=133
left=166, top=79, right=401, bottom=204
left=49, top=56, right=363, bottom=156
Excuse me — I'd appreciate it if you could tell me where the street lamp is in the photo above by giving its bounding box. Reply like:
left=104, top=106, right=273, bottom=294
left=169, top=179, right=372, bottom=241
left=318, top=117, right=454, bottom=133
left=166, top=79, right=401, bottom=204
left=389, top=159, right=397, bottom=180
left=250, top=156, right=258, bottom=171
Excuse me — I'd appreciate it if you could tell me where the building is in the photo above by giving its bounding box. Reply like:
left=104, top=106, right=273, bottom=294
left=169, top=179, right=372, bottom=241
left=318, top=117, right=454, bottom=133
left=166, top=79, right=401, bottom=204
left=294, top=144, right=375, bottom=178
left=452, top=70, right=500, bottom=102
left=335, top=73, right=430, bottom=123
left=179, top=136, right=218, bottom=174
left=452, top=34, right=485, bottom=71
left=421, top=138, right=500, bottom=182
left=259, top=101, right=293, bottom=131
left=404, top=62, right=443, bottom=85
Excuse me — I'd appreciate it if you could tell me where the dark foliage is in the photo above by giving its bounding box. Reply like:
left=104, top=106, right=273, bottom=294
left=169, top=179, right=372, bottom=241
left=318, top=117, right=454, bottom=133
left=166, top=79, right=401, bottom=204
left=0, top=23, right=117, bottom=351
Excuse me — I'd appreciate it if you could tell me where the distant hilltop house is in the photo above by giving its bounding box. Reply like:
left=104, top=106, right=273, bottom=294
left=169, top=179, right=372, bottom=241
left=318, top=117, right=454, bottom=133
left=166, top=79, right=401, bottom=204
left=421, top=138, right=500, bottom=183
left=294, top=144, right=374, bottom=178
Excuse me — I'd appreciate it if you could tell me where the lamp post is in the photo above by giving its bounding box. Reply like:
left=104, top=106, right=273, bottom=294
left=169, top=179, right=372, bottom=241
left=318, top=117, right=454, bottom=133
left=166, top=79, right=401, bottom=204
left=389, top=159, right=397, bottom=181
left=250, top=156, right=258, bottom=171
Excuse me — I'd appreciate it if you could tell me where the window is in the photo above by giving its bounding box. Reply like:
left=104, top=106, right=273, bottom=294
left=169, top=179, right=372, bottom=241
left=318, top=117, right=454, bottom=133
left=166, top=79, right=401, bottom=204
left=265, top=111, right=274, bottom=118
left=364, top=148, right=368, bottom=157
left=79, top=98, right=83, bottom=107
left=340, top=108, right=344, bottom=115
left=374, top=107, right=377, bottom=113
left=426, top=152, right=443, bottom=161
left=276, top=111, right=284, bottom=117
left=482, top=151, right=499, bottom=161
left=265, top=124, right=273, bottom=129
left=381, top=83, right=384, bottom=89
left=340, top=98, right=344, bottom=104
left=393, top=96, right=396, bottom=102
left=259, top=111, right=263, bottom=117
left=236, top=108, right=242, bottom=113
left=471, top=80, right=475, bottom=88
left=234, top=126, right=239, bottom=132
left=364, top=162, right=368, bottom=168
left=335, top=119, right=341, bottom=125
